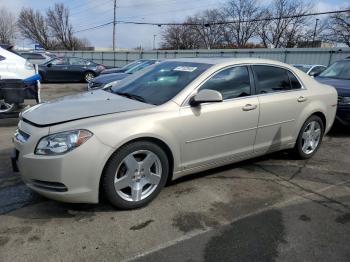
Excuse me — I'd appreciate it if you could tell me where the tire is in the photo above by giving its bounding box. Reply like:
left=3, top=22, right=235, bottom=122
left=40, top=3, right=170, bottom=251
left=293, top=115, right=324, bottom=159
left=102, top=141, right=169, bottom=209
left=84, top=71, right=95, bottom=83
left=0, top=100, right=17, bottom=114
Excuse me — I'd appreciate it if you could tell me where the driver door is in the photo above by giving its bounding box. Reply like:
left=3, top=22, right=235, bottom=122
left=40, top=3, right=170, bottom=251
left=46, top=57, right=69, bottom=81
left=178, top=66, right=259, bottom=171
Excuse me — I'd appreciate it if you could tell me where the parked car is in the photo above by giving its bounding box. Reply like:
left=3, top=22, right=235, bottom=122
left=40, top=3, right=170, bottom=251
left=315, top=58, right=350, bottom=125
left=12, top=58, right=337, bottom=209
left=20, top=51, right=55, bottom=64
left=87, top=59, right=159, bottom=90
left=0, top=46, right=39, bottom=114
left=101, top=59, right=154, bottom=75
left=293, top=64, right=327, bottom=76
left=39, top=57, right=105, bottom=83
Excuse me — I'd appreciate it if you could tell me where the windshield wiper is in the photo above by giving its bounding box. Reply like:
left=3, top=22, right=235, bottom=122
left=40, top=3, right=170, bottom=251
left=115, top=91, right=146, bottom=103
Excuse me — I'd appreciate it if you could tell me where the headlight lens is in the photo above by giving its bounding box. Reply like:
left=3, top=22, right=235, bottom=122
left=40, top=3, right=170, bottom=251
left=103, top=80, right=121, bottom=89
left=338, top=96, right=350, bottom=105
left=35, top=130, right=93, bottom=155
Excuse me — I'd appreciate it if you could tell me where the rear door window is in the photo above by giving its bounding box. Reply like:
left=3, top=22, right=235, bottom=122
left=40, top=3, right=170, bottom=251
left=253, top=65, right=301, bottom=93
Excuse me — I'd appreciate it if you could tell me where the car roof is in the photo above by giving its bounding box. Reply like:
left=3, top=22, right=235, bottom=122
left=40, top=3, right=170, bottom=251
left=166, top=57, right=297, bottom=67
left=293, top=64, right=326, bottom=67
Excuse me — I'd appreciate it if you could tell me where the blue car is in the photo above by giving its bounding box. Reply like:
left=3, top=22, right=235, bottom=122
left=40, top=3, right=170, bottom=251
left=87, top=59, right=159, bottom=90
left=315, top=58, right=350, bottom=125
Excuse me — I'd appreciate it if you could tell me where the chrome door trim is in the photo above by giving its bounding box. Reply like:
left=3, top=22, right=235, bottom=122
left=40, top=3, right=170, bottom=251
left=181, top=63, right=306, bottom=107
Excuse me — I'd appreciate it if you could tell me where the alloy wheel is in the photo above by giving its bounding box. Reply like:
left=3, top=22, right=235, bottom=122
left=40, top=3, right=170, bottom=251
left=0, top=100, right=15, bottom=113
left=85, top=72, right=95, bottom=82
left=114, top=150, right=162, bottom=202
left=301, top=120, right=321, bottom=155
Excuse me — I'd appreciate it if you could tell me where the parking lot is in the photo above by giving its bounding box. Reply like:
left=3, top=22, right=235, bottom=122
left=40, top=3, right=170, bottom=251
left=0, top=84, right=349, bottom=262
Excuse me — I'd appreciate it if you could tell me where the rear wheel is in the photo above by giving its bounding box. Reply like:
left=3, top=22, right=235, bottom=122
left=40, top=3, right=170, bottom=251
left=0, top=100, right=16, bottom=113
left=102, top=141, right=169, bottom=209
left=84, top=71, right=95, bottom=83
left=293, top=115, right=324, bottom=159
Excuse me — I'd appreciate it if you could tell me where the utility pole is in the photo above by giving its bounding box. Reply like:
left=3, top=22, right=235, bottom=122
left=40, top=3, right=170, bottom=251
left=312, top=18, right=319, bottom=44
left=153, top=35, right=157, bottom=50
left=112, top=0, right=117, bottom=51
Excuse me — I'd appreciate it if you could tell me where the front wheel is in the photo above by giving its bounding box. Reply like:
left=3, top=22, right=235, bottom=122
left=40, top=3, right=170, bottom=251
left=293, top=115, right=324, bottom=159
left=102, top=141, right=169, bottom=209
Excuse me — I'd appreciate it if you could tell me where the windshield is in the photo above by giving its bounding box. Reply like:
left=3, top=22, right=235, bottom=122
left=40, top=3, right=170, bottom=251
left=111, top=61, right=211, bottom=105
left=293, top=65, right=312, bottom=73
left=121, top=60, right=146, bottom=70
left=319, top=60, right=350, bottom=80
left=125, top=60, right=156, bottom=74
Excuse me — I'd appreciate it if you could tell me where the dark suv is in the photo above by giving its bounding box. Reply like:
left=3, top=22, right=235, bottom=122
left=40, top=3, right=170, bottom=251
left=316, top=58, right=350, bottom=125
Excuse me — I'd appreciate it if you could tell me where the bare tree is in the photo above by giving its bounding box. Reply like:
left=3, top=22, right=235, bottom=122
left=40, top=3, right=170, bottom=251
left=223, top=0, right=263, bottom=47
left=161, top=22, right=200, bottom=49
left=46, top=3, right=77, bottom=50
left=0, top=7, right=17, bottom=44
left=18, top=8, right=56, bottom=49
left=188, top=9, right=226, bottom=49
left=257, top=0, right=311, bottom=48
left=327, top=8, right=350, bottom=47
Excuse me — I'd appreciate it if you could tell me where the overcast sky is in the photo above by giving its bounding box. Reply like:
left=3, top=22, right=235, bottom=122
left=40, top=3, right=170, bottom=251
left=4, top=0, right=348, bottom=50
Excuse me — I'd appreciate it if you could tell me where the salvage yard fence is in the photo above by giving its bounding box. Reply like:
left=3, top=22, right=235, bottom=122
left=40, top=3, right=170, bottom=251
left=52, top=48, right=350, bottom=68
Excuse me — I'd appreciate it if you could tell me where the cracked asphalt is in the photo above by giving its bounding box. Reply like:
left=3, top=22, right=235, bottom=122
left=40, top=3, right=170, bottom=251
left=0, top=83, right=349, bottom=262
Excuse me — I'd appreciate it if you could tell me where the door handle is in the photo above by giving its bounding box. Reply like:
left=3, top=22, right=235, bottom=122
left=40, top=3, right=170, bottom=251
left=297, top=96, right=307, bottom=102
left=242, top=104, right=257, bottom=111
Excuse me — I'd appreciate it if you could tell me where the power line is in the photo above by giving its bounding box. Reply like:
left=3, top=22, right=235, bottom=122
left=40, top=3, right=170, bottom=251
left=74, top=9, right=350, bottom=33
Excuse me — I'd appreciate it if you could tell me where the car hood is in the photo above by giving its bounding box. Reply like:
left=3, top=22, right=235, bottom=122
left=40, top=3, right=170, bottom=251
left=91, top=73, right=129, bottom=84
left=21, top=90, right=154, bottom=127
left=315, top=77, right=350, bottom=96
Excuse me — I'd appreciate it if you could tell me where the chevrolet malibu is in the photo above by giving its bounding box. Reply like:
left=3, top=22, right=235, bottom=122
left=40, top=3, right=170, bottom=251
left=12, top=58, right=337, bottom=209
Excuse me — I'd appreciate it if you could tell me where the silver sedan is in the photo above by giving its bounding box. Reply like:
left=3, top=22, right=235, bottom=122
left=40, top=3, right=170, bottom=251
left=13, top=58, right=337, bottom=209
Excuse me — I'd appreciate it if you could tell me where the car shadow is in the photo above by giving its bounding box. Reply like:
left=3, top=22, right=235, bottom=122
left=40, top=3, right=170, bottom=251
left=327, top=122, right=350, bottom=138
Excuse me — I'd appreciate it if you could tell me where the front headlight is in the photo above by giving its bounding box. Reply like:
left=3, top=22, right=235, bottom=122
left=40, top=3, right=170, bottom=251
left=338, top=96, right=350, bottom=105
left=35, top=130, right=93, bottom=155
left=103, top=80, right=121, bottom=89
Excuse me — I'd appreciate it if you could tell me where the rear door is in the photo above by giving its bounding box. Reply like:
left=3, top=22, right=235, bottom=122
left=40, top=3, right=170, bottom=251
left=67, top=57, right=90, bottom=81
left=252, top=65, right=308, bottom=154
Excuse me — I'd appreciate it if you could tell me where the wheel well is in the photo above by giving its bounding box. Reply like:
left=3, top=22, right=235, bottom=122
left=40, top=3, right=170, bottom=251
left=84, top=70, right=95, bottom=76
left=100, top=137, right=175, bottom=190
left=312, top=112, right=326, bottom=130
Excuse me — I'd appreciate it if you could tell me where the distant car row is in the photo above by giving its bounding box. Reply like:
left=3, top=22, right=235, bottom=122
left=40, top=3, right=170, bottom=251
left=1, top=44, right=349, bottom=126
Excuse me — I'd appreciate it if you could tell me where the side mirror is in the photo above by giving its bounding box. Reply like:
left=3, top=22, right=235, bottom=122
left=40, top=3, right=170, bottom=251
left=47, top=63, right=52, bottom=67
left=309, top=71, right=318, bottom=77
left=190, top=89, right=223, bottom=106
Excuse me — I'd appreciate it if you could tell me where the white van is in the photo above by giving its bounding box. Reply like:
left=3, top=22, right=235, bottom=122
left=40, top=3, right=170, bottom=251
left=0, top=46, right=35, bottom=79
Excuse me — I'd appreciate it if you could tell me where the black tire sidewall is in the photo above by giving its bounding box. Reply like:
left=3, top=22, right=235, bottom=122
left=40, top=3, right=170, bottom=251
left=102, top=141, right=169, bottom=209
left=295, top=115, right=324, bottom=159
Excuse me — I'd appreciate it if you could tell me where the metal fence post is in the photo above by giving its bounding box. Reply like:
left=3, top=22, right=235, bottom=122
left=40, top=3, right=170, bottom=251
left=283, top=49, right=288, bottom=63
left=328, top=50, right=334, bottom=66
left=101, top=52, right=104, bottom=65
